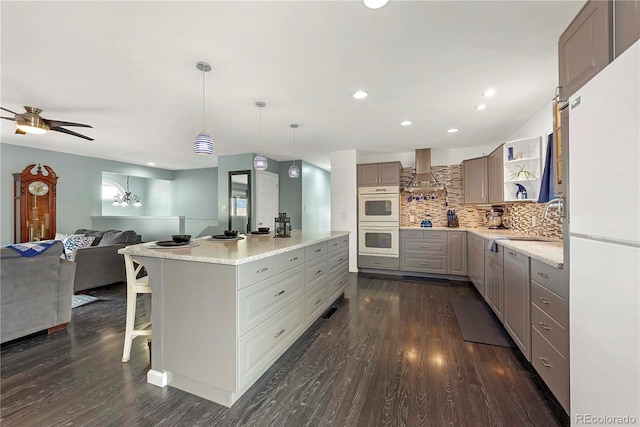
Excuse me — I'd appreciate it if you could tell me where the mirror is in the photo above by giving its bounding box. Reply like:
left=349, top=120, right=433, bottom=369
left=229, top=170, right=251, bottom=234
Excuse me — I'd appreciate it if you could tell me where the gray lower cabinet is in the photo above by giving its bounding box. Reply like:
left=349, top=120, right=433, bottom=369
left=503, top=249, right=531, bottom=361
left=400, top=229, right=449, bottom=275
left=358, top=255, right=399, bottom=270
left=447, top=231, right=467, bottom=276
left=530, top=259, right=569, bottom=413
left=484, top=243, right=504, bottom=321
left=467, top=233, right=485, bottom=295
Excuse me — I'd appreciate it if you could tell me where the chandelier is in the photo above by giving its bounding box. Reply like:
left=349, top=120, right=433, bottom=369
left=113, top=176, right=142, bottom=207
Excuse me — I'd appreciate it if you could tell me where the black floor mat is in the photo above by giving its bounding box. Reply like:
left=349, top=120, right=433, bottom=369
left=451, top=299, right=515, bottom=348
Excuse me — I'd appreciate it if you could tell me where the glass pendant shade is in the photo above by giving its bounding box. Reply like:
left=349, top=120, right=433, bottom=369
left=288, top=164, right=300, bottom=178
left=253, top=154, right=268, bottom=170
left=194, top=132, right=214, bottom=156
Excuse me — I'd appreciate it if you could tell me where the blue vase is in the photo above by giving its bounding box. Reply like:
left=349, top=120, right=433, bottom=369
left=507, top=147, right=514, bottom=161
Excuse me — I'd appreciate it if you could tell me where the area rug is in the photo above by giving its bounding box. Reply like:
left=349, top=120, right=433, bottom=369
left=451, top=299, right=514, bottom=348
left=72, top=294, right=99, bottom=309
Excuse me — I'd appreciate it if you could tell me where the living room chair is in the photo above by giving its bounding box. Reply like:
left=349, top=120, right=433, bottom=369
left=122, top=254, right=152, bottom=362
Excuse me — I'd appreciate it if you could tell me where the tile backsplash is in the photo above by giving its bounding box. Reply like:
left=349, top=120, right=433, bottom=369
left=399, top=166, right=563, bottom=238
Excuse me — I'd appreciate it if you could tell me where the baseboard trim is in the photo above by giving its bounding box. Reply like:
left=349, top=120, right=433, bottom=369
left=147, top=369, right=168, bottom=387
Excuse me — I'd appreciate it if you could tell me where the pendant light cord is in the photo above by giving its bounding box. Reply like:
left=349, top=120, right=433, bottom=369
left=202, top=70, right=206, bottom=131
left=259, top=106, right=262, bottom=153
left=292, top=126, right=296, bottom=166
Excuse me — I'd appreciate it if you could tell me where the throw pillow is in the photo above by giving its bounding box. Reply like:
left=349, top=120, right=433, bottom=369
left=98, top=230, right=139, bottom=246
left=74, top=229, right=106, bottom=246
left=63, top=235, right=95, bottom=258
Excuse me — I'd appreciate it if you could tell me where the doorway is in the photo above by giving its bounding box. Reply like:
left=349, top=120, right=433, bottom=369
left=229, top=170, right=251, bottom=234
left=255, top=171, right=279, bottom=231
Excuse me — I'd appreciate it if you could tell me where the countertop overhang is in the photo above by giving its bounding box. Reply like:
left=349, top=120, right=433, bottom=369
left=118, top=230, right=350, bottom=265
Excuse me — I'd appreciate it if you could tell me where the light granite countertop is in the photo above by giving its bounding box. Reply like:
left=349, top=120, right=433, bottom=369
left=400, top=226, right=564, bottom=268
left=118, top=230, right=349, bottom=266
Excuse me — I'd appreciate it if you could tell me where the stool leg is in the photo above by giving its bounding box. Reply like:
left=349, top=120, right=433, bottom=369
left=122, top=291, right=137, bottom=363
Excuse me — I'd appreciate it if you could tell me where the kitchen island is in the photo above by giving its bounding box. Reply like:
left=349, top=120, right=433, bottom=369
left=119, top=230, right=350, bottom=407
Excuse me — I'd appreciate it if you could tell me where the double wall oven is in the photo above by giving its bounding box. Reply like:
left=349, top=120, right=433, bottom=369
left=358, top=186, right=400, bottom=258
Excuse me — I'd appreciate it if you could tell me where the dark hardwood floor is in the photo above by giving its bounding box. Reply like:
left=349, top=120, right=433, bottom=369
left=1, top=274, right=567, bottom=426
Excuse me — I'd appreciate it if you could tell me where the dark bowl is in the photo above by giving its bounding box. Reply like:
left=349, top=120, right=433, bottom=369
left=224, top=230, right=239, bottom=237
left=171, top=234, right=191, bottom=243
left=258, top=227, right=270, bottom=233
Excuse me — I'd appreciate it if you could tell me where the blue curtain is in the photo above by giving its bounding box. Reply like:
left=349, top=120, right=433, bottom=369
left=538, top=133, right=555, bottom=203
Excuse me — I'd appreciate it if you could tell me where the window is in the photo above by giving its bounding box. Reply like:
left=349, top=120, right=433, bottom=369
left=102, top=180, right=124, bottom=201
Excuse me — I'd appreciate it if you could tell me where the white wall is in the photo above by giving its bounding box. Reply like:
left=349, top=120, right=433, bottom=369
left=506, top=102, right=553, bottom=141
left=330, top=149, right=358, bottom=272
left=301, top=161, right=331, bottom=232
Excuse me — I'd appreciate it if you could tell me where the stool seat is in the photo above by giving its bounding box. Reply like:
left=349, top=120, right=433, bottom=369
left=122, top=254, right=152, bottom=363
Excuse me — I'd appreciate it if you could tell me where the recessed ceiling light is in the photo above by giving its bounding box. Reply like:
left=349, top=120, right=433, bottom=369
left=482, top=88, right=496, bottom=97
left=400, top=120, right=412, bottom=126
left=363, top=0, right=390, bottom=9
left=447, top=128, right=459, bottom=133
left=352, top=90, right=368, bottom=100
left=147, top=162, right=155, bottom=166
left=475, top=104, right=487, bottom=111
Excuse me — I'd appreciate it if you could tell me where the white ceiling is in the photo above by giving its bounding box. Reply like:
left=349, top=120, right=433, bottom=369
left=1, top=0, right=584, bottom=171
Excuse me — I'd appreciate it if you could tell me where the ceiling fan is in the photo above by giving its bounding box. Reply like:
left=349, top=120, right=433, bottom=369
left=1, top=106, right=93, bottom=141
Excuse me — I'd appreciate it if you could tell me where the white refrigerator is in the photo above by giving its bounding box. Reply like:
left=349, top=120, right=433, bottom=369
left=568, top=40, right=640, bottom=422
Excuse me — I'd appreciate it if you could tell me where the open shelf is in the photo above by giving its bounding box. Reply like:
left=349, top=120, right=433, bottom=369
left=503, top=136, right=542, bottom=202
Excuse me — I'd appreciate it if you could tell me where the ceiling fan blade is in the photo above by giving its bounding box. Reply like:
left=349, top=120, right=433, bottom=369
left=15, top=128, right=26, bottom=135
left=1, top=116, right=16, bottom=121
left=1, top=107, right=18, bottom=115
left=50, top=126, right=94, bottom=141
left=43, top=119, right=92, bottom=128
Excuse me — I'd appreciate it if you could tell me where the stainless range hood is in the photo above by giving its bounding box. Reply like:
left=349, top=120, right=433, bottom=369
left=405, top=149, right=444, bottom=191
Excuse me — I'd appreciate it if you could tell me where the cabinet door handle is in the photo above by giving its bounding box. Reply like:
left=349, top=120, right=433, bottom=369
left=256, top=267, right=269, bottom=274
left=290, top=257, right=299, bottom=262
left=420, top=262, right=430, bottom=265
left=274, top=329, right=286, bottom=338
left=419, top=245, right=429, bottom=249
left=274, top=290, right=285, bottom=298
left=537, top=272, right=549, bottom=279
left=538, top=357, right=552, bottom=368
left=315, top=299, right=322, bottom=306
left=538, top=297, right=550, bottom=305
left=538, top=322, right=551, bottom=331
left=314, top=248, right=322, bottom=253
left=332, top=243, right=338, bottom=247
left=338, top=258, right=344, bottom=262
left=315, top=269, right=322, bottom=275
left=374, top=262, right=382, bottom=265
left=509, top=252, right=517, bottom=257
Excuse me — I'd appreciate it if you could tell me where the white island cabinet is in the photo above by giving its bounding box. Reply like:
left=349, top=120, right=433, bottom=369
left=119, top=230, right=349, bottom=407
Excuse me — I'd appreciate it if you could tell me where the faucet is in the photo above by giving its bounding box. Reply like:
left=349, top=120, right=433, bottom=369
left=540, top=197, right=564, bottom=238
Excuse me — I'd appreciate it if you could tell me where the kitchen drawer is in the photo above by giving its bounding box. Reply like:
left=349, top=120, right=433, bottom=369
left=531, top=259, right=565, bottom=298
left=401, top=256, right=447, bottom=274
left=423, top=230, right=447, bottom=239
left=402, top=239, right=447, bottom=256
left=237, top=256, right=279, bottom=290
left=358, top=255, right=399, bottom=270
left=328, top=265, right=349, bottom=300
left=305, top=256, right=327, bottom=291
left=238, top=298, right=305, bottom=389
left=401, top=229, right=424, bottom=239
left=531, top=303, right=568, bottom=356
left=531, top=280, right=567, bottom=327
left=531, top=327, right=570, bottom=412
left=277, top=248, right=305, bottom=272
left=238, top=265, right=305, bottom=335
left=327, top=235, right=349, bottom=253
left=328, top=247, right=349, bottom=272
left=305, top=241, right=328, bottom=261
left=305, top=281, right=329, bottom=321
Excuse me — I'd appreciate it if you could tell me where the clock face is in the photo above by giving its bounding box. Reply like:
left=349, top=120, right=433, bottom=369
left=28, top=180, right=49, bottom=196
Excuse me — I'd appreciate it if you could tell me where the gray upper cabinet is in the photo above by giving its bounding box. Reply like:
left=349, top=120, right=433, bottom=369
left=487, top=144, right=504, bottom=204
left=357, top=162, right=401, bottom=186
left=614, top=0, right=640, bottom=58
left=463, top=156, right=488, bottom=204
left=558, top=0, right=613, bottom=102
left=503, top=249, right=531, bottom=361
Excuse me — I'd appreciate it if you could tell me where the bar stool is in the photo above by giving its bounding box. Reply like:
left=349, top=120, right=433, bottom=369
left=122, top=254, right=152, bottom=362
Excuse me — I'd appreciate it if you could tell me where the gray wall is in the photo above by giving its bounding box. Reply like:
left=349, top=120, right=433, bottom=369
left=278, top=161, right=302, bottom=229
left=0, top=143, right=218, bottom=244
left=301, top=161, right=331, bottom=232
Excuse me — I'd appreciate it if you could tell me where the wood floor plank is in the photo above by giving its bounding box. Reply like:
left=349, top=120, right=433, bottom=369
left=1, top=274, right=568, bottom=426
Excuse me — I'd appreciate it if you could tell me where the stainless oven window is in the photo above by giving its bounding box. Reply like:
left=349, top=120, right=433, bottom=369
left=364, top=200, right=393, bottom=216
left=364, top=231, right=393, bottom=248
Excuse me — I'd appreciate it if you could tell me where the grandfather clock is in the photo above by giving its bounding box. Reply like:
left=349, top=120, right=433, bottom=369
left=13, top=164, right=58, bottom=243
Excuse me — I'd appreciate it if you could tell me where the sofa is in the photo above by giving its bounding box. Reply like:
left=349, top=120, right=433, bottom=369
left=70, top=229, right=142, bottom=292
left=1, top=241, right=76, bottom=344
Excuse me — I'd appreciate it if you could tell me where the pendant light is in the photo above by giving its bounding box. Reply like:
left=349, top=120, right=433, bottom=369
left=288, top=124, right=300, bottom=178
left=253, top=101, right=268, bottom=170
left=193, top=61, right=214, bottom=156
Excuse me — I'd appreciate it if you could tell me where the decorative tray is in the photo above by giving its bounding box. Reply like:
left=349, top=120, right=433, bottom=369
left=150, top=241, right=198, bottom=249
left=209, top=235, right=245, bottom=241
